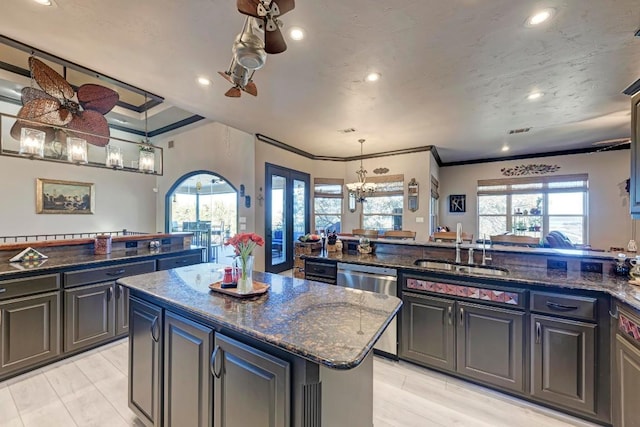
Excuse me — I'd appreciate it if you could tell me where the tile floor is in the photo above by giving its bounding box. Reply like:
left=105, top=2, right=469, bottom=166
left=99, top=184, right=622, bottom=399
left=0, top=339, right=599, bottom=427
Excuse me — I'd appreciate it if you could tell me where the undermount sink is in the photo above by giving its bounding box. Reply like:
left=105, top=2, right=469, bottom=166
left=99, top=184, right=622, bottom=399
left=413, top=259, right=509, bottom=277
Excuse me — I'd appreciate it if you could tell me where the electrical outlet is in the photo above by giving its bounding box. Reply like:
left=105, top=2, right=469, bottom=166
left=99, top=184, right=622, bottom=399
left=547, top=259, right=567, bottom=271
left=581, top=261, right=603, bottom=274
left=125, top=241, right=138, bottom=249
left=240, top=223, right=246, bottom=231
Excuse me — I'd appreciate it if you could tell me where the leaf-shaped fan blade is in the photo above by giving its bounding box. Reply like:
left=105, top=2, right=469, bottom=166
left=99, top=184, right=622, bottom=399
left=225, top=87, right=242, bottom=98
left=237, top=0, right=263, bottom=17
left=244, top=82, right=258, bottom=96
left=272, top=0, right=294, bottom=15
left=67, top=110, right=110, bottom=147
left=77, top=84, right=119, bottom=114
left=19, top=99, right=72, bottom=126
left=218, top=71, right=234, bottom=84
left=21, top=87, right=56, bottom=106
left=265, top=27, right=287, bottom=54
left=29, top=57, right=74, bottom=101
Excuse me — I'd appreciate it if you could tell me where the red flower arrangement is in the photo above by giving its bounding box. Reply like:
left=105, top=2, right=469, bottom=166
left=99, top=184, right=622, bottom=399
left=225, top=233, right=265, bottom=282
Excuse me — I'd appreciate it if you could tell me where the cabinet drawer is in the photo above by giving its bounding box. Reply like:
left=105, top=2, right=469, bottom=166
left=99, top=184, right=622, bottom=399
left=0, top=274, right=59, bottom=300
left=304, top=261, right=336, bottom=279
left=530, top=291, right=596, bottom=321
left=64, top=260, right=156, bottom=288
left=156, top=253, right=202, bottom=271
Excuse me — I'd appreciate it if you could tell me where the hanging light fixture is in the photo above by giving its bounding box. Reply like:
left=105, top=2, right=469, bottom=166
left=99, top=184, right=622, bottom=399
left=66, top=136, right=88, bottom=164
left=105, top=145, right=123, bottom=169
left=19, top=127, right=46, bottom=158
left=346, top=139, right=376, bottom=203
left=138, top=93, right=155, bottom=173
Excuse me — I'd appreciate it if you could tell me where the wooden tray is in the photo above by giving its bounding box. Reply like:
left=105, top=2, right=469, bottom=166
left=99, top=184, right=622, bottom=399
left=209, top=280, right=270, bottom=298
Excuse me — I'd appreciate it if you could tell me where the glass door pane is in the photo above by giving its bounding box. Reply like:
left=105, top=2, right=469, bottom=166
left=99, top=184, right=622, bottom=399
left=293, top=179, right=306, bottom=241
left=271, top=175, right=287, bottom=268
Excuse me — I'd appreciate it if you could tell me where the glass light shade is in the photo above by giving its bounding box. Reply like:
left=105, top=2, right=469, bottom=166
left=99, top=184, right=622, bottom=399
left=66, top=137, right=88, bottom=164
left=138, top=150, right=155, bottom=173
left=105, top=145, right=123, bottom=169
left=19, top=128, right=46, bottom=158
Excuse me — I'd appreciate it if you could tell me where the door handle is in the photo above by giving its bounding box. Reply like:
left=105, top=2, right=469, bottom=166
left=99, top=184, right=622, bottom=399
left=459, top=307, right=464, bottom=326
left=150, top=316, right=159, bottom=342
left=535, top=321, right=541, bottom=344
left=106, top=269, right=126, bottom=277
left=447, top=306, right=453, bottom=325
left=210, top=345, right=222, bottom=378
left=106, top=287, right=113, bottom=302
left=115, top=285, right=122, bottom=299
left=609, top=304, right=619, bottom=319
left=545, top=301, right=578, bottom=312
left=0, top=288, right=6, bottom=294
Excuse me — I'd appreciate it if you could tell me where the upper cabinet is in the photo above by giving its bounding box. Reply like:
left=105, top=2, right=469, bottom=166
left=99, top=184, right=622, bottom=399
left=630, top=91, right=640, bottom=217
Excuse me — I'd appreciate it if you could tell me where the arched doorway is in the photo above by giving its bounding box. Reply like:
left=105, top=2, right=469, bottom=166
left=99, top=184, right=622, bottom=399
left=165, top=170, right=237, bottom=264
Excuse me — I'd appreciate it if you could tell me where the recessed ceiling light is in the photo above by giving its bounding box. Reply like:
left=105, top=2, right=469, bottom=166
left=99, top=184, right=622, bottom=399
left=527, top=91, right=544, bottom=100
left=289, top=27, right=305, bottom=41
left=526, top=8, right=555, bottom=26
left=197, top=77, right=211, bottom=86
left=33, top=0, right=53, bottom=5
left=501, top=145, right=510, bottom=152
left=365, top=72, right=381, bottom=82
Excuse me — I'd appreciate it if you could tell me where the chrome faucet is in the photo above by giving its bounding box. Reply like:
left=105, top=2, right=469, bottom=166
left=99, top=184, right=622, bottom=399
left=481, top=234, right=492, bottom=266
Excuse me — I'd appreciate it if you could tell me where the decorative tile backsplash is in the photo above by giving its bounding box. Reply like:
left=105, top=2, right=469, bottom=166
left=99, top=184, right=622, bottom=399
left=406, top=278, right=520, bottom=305
left=620, top=313, right=640, bottom=342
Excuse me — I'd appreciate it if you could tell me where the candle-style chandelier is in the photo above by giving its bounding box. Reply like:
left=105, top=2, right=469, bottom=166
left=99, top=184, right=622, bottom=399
left=346, top=139, right=376, bottom=203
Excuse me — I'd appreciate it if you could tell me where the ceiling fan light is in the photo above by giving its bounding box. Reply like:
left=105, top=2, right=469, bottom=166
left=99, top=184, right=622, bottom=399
left=33, top=0, right=54, bottom=5
left=289, top=27, right=305, bottom=41
left=526, top=8, right=555, bottom=27
left=366, top=72, right=381, bottom=82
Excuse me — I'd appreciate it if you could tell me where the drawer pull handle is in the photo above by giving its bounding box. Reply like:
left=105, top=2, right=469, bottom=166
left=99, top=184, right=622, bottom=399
left=447, top=306, right=452, bottom=325
left=536, top=321, right=541, bottom=344
left=210, top=345, right=222, bottom=378
left=106, top=269, right=126, bottom=277
left=176, top=259, right=188, bottom=264
left=546, top=301, right=578, bottom=311
left=150, top=316, right=159, bottom=343
left=0, top=288, right=6, bottom=294
left=115, top=285, right=122, bottom=299
left=459, top=307, right=464, bottom=326
left=106, top=287, right=113, bottom=302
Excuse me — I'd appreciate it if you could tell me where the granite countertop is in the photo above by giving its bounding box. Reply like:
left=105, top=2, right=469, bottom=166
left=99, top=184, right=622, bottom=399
left=117, top=263, right=402, bottom=370
left=0, top=246, right=203, bottom=277
left=305, top=252, right=640, bottom=311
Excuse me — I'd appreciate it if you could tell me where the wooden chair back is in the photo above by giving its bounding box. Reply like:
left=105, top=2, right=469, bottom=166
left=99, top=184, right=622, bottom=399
left=352, top=229, right=380, bottom=238
left=490, top=234, right=540, bottom=246
left=383, top=230, right=417, bottom=240
left=431, top=231, right=473, bottom=242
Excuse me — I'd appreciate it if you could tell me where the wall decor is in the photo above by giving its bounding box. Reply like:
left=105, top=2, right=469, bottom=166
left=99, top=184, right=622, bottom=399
left=449, top=194, right=466, bottom=213
left=408, top=178, right=419, bottom=212
left=500, top=164, right=561, bottom=176
left=36, top=178, right=95, bottom=214
left=373, top=168, right=389, bottom=175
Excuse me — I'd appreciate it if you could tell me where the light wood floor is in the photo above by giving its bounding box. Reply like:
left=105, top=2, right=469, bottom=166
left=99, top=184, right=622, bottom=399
left=0, top=339, right=600, bottom=426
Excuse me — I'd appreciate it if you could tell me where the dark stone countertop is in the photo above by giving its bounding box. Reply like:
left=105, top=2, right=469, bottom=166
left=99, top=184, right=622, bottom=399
left=304, top=252, right=640, bottom=311
left=0, top=246, right=203, bottom=277
left=117, top=263, right=402, bottom=370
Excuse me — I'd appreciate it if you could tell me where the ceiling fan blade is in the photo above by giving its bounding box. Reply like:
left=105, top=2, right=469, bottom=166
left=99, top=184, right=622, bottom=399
left=243, top=82, right=258, bottom=96
left=66, top=110, right=110, bottom=147
left=29, top=57, right=74, bottom=101
left=225, top=87, right=242, bottom=98
left=218, top=71, right=234, bottom=84
left=237, top=0, right=263, bottom=17
left=265, top=27, right=287, bottom=54
left=77, top=84, right=119, bottom=114
left=272, top=0, right=295, bottom=15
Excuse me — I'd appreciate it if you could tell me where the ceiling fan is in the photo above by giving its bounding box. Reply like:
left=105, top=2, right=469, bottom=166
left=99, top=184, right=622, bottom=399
left=218, top=0, right=295, bottom=98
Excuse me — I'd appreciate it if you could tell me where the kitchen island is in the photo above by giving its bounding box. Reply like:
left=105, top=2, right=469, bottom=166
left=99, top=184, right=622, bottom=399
left=117, top=263, right=402, bottom=427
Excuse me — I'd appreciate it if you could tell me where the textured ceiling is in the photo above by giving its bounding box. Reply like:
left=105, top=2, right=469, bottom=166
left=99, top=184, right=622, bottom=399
left=1, top=0, right=639, bottom=162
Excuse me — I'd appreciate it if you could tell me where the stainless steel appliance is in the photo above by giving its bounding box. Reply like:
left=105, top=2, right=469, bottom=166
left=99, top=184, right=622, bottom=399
left=336, top=262, right=398, bottom=356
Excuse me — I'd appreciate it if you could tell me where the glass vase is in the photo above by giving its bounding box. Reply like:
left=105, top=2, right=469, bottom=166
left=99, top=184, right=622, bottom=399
left=236, top=255, right=254, bottom=294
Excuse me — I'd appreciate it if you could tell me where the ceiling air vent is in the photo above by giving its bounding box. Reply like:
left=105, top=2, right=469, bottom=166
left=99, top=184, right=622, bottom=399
left=508, top=128, right=531, bottom=135
left=338, top=128, right=356, bottom=134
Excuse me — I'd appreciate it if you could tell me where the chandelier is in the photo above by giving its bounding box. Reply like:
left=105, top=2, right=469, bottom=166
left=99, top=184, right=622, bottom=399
left=346, top=139, right=376, bottom=202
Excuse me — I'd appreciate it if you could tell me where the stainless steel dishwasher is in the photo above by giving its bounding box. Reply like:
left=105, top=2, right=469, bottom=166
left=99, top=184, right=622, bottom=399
left=336, top=262, right=398, bottom=356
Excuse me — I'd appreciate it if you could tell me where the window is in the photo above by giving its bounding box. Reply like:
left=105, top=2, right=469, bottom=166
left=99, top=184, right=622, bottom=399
left=477, top=174, right=588, bottom=244
left=362, top=174, right=404, bottom=232
left=314, top=178, right=343, bottom=233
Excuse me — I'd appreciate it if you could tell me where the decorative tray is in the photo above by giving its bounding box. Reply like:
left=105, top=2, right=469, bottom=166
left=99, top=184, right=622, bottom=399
left=209, top=280, right=270, bottom=298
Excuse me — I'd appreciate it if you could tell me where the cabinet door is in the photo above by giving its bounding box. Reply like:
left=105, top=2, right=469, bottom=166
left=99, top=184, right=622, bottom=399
left=400, top=292, right=455, bottom=371
left=115, top=284, right=129, bottom=337
left=531, top=314, right=596, bottom=415
left=64, top=282, right=115, bottom=352
left=156, top=254, right=203, bottom=271
left=456, top=302, right=525, bottom=393
left=129, top=297, right=163, bottom=427
left=614, top=335, right=640, bottom=427
left=164, top=312, right=213, bottom=427
left=0, top=292, right=60, bottom=377
left=213, top=333, right=290, bottom=427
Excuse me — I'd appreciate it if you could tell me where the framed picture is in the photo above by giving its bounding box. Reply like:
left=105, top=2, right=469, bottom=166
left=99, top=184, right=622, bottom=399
left=449, top=194, right=466, bottom=213
left=36, top=178, right=95, bottom=214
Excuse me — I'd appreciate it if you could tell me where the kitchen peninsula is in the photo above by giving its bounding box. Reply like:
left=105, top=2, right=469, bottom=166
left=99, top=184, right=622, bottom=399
left=117, top=264, right=401, bottom=427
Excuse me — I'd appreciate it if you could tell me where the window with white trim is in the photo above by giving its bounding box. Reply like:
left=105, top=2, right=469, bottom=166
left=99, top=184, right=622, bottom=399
left=313, top=178, right=343, bottom=233
left=362, top=174, right=404, bottom=232
left=477, top=174, right=588, bottom=244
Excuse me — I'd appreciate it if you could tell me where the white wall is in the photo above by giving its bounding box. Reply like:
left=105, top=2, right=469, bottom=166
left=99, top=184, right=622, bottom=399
left=438, top=149, right=634, bottom=250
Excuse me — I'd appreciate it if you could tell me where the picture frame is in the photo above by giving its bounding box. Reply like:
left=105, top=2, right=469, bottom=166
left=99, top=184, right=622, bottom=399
left=449, top=194, right=466, bottom=213
left=36, top=178, right=95, bottom=214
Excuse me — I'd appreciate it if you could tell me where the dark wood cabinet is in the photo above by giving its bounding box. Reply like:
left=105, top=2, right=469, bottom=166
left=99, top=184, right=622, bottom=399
left=213, top=332, right=290, bottom=427
left=64, top=282, right=115, bottom=352
left=129, top=297, right=163, bottom=427
left=0, top=292, right=60, bottom=376
left=630, top=90, right=640, bottom=217
left=164, top=312, right=213, bottom=427
left=457, top=302, right=525, bottom=393
left=531, top=314, right=596, bottom=415
left=156, top=253, right=203, bottom=271
left=614, top=335, right=640, bottom=427
left=400, top=293, right=455, bottom=371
